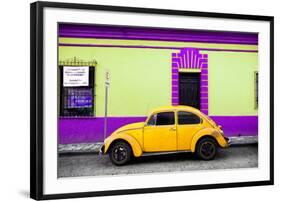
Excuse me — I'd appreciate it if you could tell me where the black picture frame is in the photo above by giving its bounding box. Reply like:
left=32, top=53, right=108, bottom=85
left=30, top=1, right=274, bottom=200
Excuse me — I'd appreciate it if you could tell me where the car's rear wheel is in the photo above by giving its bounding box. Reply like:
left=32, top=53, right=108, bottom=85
left=196, top=137, right=217, bottom=160
left=109, top=141, right=132, bottom=166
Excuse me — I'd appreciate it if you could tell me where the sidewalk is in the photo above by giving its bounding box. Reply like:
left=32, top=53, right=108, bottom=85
left=58, top=136, right=258, bottom=154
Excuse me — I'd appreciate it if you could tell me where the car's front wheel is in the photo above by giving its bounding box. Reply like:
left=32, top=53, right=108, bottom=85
left=196, top=137, right=217, bottom=160
left=109, top=141, right=132, bottom=166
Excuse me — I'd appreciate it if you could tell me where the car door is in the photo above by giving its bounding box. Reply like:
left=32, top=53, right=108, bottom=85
left=143, top=111, right=177, bottom=152
left=176, top=111, right=204, bottom=151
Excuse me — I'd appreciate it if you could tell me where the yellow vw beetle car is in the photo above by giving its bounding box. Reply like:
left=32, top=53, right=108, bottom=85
left=100, top=106, right=230, bottom=165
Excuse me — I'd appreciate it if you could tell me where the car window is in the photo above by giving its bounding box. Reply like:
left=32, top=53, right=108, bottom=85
left=178, top=111, right=201, bottom=125
left=156, top=112, right=175, bottom=125
left=147, top=114, right=157, bottom=126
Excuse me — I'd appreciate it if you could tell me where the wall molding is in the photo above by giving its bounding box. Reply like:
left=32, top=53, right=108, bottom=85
left=59, top=23, right=258, bottom=45
left=59, top=43, right=258, bottom=53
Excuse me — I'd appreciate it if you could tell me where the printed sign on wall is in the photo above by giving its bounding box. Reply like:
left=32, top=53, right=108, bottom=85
left=63, top=66, right=89, bottom=87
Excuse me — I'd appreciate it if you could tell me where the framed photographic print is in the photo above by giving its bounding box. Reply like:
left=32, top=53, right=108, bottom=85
left=30, top=1, right=274, bottom=200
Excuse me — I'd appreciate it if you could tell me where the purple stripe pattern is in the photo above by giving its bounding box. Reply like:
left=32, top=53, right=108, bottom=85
left=59, top=43, right=258, bottom=53
left=59, top=116, right=258, bottom=144
left=59, top=23, right=258, bottom=45
left=171, top=48, right=209, bottom=114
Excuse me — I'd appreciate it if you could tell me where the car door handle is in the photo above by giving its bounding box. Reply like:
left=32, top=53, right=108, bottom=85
left=169, top=127, right=176, bottom=131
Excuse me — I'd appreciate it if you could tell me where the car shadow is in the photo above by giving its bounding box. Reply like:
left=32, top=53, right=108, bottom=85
left=126, top=145, right=249, bottom=166
left=128, top=152, right=197, bottom=165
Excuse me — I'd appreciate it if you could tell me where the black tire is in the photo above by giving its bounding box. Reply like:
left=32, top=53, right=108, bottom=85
left=109, top=141, right=132, bottom=166
left=196, top=137, right=217, bottom=160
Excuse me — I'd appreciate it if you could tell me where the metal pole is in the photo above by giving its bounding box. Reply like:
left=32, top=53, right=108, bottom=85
left=104, top=84, right=108, bottom=141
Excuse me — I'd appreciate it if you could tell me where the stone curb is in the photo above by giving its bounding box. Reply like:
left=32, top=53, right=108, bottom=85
left=58, top=142, right=104, bottom=154
left=58, top=136, right=258, bottom=154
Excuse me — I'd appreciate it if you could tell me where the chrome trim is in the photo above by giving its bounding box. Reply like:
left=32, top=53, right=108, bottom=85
left=228, top=139, right=231, bottom=146
left=141, top=150, right=192, bottom=157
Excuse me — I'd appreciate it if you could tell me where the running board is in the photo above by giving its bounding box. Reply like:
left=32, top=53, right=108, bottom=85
left=141, top=150, right=192, bottom=157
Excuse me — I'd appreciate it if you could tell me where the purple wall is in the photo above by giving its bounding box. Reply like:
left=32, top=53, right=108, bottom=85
left=59, top=23, right=258, bottom=45
left=211, top=116, right=258, bottom=137
left=58, top=116, right=258, bottom=144
left=59, top=117, right=147, bottom=144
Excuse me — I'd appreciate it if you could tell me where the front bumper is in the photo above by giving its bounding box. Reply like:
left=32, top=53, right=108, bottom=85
left=224, top=137, right=231, bottom=147
left=99, top=144, right=105, bottom=155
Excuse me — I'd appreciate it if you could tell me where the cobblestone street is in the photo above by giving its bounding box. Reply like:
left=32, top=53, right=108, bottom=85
left=58, top=144, right=258, bottom=178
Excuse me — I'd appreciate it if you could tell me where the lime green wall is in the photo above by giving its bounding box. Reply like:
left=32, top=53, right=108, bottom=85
left=206, top=51, right=258, bottom=116
left=59, top=38, right=258, bottom=117
left=59, top=46, right=172, bottom=116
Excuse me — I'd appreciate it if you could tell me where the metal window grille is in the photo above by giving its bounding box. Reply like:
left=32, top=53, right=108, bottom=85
left=59, top=58, right=97, bottom=117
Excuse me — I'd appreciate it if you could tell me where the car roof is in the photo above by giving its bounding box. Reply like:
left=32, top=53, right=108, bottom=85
left=149, top=105, right=202, bottom=114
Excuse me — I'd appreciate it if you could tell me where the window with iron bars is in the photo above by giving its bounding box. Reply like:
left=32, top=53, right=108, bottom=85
left=59, top=65, right=95, bottom=117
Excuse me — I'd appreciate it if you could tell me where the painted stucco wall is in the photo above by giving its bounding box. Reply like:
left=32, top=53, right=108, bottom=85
left=59, top=38, right=258, bottom=117
left=58, top=38, right=258, bottom=143
left=206, top=51, right=258, bottom=116
left=59, top=46, right=172, bottom=116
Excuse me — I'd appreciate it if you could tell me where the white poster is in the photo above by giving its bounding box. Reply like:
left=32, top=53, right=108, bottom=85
left=63, top=66, right=89, bottom=87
